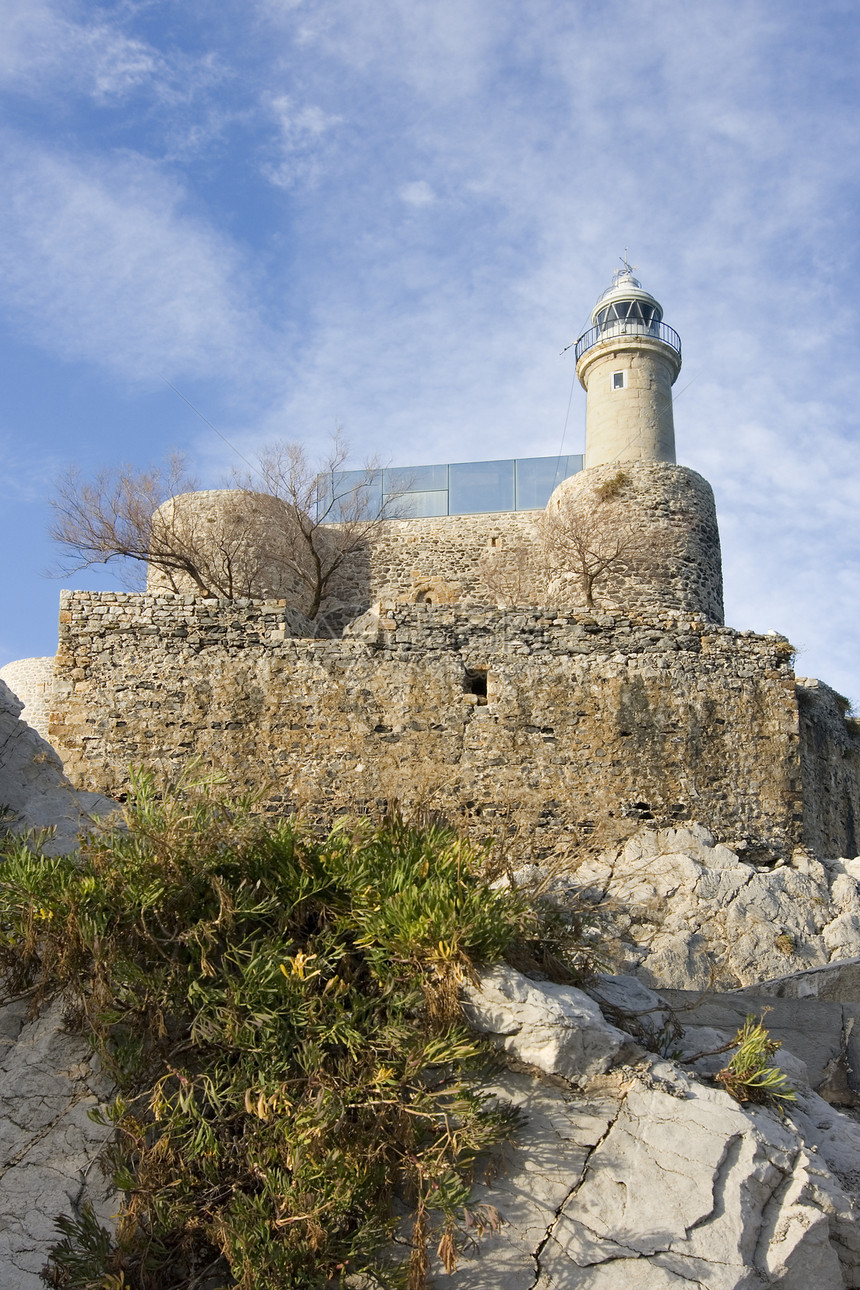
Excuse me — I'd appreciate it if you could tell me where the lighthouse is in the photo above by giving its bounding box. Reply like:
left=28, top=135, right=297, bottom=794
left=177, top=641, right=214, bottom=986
left=575, top=264, right=681, bottom=469
left=543, top=263, right=724, bottom=622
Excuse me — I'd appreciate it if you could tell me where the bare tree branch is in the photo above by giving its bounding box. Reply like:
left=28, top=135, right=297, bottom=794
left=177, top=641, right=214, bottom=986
left=49, top=431, right=401, bottom=616
left=233, top=429, right=399, bottom=618
left=539, top=469, right=657, bottom=610
left=49, top=455, right=216, bottom=594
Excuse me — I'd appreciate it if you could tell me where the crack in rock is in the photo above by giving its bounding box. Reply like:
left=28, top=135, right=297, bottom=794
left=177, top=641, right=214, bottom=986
left=678, top=1132, right=744, bottom=1241
left=528, top=1093, right=626, bottom=1289
left=0, top=1087, right=95, bottom=1179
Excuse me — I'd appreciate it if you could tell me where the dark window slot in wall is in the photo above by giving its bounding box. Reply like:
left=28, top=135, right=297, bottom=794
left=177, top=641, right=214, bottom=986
left=464, top=667, right=488, bottom=704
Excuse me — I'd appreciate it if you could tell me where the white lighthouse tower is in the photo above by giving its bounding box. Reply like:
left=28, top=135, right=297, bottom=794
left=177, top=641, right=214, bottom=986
left=575, top=263, right=681, bottom=469
left=543, top=262, right=724, bottom=622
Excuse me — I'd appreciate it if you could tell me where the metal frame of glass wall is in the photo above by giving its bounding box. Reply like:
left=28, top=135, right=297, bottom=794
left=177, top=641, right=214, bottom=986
left=324, top=454, right=583, bottom=520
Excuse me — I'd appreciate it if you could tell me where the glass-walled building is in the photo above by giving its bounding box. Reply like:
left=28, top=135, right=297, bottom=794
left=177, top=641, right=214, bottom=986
left=325, top=453, right=582, bottom=520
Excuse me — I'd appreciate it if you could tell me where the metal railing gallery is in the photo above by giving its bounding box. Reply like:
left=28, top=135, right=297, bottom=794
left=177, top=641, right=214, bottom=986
left=574, top=320, right=682, bottom=363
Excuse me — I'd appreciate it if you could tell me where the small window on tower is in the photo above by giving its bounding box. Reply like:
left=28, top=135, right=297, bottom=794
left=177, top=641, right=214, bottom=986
left=612, top=370, right=626, bottom=390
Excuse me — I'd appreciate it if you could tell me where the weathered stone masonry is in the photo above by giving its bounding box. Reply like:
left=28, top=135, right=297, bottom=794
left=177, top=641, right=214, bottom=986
left=146, top=465, right=724, bottom=628
left=0, top=657, right=54, bottom=735
left=45, top=590, right=855, bottom=858
left=797, top=677, right=860, bottom=859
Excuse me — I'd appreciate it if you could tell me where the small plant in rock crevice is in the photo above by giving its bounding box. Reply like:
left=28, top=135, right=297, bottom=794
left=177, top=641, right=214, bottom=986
left=774, top=932, right=796, bottom=956
left=0, top=767, right=587, bottom=1290
left=715, top=1016, right=796, bottom=1108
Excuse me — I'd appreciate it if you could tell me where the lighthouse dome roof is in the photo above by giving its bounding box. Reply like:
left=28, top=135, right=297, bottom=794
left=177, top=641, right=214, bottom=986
left=591, top=268, right=663, bottom=327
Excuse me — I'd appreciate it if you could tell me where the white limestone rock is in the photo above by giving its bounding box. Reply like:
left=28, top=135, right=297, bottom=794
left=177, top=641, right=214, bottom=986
left=450, top=976, right=860, bottom=1290
left=0, top=999, right=114, bottom=1290
left=0, top=677, right=120, bottom=1286
left=462, top=964, right=643, bottom=1082
left=560, top=823, right=860, bottom=990
left=0, top=680, right=116, bottom=854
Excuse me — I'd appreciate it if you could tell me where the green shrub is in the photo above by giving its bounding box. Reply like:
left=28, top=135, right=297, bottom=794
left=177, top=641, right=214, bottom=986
left=715, top=1016, right=796, bottom=1108
left=0, top=769, right=582, bottom=1289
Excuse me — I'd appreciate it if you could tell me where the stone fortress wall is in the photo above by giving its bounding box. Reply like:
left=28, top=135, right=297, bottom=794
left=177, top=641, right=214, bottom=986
left=796, top=677, right=860, bottom=859
left=145, top=493, right=544, bottom=622
left=146, top=462, right=724, bottom=627
left=47, top=591, right=860, bottom=860
left=328, top=509, right=540, bottom=608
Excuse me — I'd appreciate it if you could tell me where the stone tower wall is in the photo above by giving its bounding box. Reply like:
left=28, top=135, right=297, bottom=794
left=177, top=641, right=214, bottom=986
left=142, top=469, right=722, bottom=625
left=146, top=490, right=313, bottom=603
left=545, top=462, right=724, bottom=624
left=0, top=657, right=55, bottom=739
left=579, top=339, right=679, bottom=468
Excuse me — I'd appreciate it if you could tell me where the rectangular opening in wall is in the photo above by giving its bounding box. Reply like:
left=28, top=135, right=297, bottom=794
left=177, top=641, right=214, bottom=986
left=464, top=666, right=488, bottom=704
left=612, top=371, right=626, bottom=390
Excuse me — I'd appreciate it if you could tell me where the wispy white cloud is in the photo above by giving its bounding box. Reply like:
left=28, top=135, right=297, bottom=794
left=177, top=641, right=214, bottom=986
left=0, top=432, right=64, bottom=503
left=261, top=94, right=342, bottom=189
left=398, top=181, right=435, bottom=207
left=0, top=134, right=263, bottom=382
left=0, top=0, right=224, bottom=105
left=261, top=0, right=498, bottom=98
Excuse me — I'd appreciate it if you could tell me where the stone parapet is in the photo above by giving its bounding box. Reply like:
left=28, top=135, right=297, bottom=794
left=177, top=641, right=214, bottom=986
left=49, top=592, right=818, bottom=857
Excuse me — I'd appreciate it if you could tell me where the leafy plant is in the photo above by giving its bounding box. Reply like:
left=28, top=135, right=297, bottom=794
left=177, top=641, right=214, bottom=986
left=0, top=768, right=581, bottom=1289
left=715, top=1017, right=796, bottom=1108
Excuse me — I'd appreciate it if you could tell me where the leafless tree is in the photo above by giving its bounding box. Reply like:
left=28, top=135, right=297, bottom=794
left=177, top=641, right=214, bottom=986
left=475, top=471, right=656, bottom=612
left=50, top=454, right=216, bottom=593
left=539, top=469, right=657, bottom=610
left=153, top=488, right=304, bottom=600
left=50, top=432, right=398, bottom=614
left=234, top=429, right=395, bottom=618
left=476, top=541, right=544, bottom=608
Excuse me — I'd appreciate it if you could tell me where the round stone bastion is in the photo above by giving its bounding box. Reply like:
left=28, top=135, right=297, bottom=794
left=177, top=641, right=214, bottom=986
left=544, top=461, right=724, bottom=623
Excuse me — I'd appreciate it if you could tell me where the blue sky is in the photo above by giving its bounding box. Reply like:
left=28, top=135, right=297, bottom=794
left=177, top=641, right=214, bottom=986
left=1, top=0, right=858, bottom=702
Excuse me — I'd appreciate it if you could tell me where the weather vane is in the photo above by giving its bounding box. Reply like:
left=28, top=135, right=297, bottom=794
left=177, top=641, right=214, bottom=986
left=613, top=249, right=638, bottom=284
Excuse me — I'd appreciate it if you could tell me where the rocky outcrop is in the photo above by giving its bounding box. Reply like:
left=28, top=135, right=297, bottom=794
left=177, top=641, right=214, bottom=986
left=462, top=963, right=644, bottom=1080
left=0, top=680, right=117, bottom=1287
left=457, top=966, right=860, bottom=1289
left=540, top=823, right=860, bottom=991
left=0, top=1000, right=114, bottom=1290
